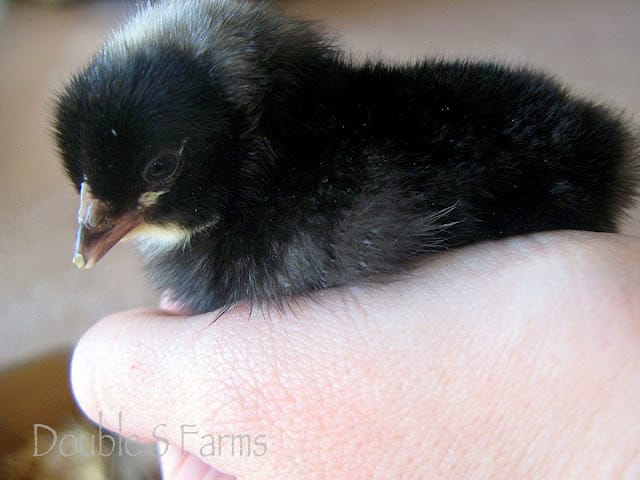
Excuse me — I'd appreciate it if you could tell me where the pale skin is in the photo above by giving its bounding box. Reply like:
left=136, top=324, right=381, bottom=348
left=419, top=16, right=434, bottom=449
left=71, top=231, right=640, bottom=479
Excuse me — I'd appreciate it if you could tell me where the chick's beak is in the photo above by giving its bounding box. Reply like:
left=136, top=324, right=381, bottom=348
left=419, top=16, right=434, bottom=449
left=72, top=182, right=143, bottom=269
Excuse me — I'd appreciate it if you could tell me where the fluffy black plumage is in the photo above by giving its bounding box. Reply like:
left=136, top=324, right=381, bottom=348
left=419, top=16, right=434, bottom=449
left=54, top=0, right=638, bottom=314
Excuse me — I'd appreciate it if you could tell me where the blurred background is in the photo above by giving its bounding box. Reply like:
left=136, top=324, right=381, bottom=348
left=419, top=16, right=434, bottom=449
left=0, top=0, right=639, bottom=477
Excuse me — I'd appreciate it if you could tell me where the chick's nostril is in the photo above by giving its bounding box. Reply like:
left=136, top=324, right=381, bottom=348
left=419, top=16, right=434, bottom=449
left=83, top=204, right=113, bottom=231
left=78, top=182, right=113, bottom=232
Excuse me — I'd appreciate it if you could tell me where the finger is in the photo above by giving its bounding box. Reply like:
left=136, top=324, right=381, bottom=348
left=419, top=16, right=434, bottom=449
left=160, top=446, right=236, bottom=480
left=160, top=290, right=190, bottom=314
left=71, top=231, right=640, bottom=478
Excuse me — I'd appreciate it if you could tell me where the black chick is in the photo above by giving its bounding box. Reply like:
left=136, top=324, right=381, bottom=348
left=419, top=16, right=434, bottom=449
left=54, top=0, right=638, bottom=314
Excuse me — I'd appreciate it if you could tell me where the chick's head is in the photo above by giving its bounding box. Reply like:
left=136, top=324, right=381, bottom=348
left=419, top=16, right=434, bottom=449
left=54, top=46, right=238, bottom=267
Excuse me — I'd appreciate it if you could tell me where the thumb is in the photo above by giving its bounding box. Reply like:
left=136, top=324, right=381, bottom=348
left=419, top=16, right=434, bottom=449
left=69, top=290, right=401, bottom=479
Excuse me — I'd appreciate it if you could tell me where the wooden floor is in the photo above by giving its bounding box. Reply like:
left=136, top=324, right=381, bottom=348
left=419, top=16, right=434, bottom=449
left=1, top=0, right=639, bottom=369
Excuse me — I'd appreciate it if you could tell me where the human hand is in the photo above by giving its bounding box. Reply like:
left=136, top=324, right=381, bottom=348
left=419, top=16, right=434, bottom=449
left=71, top=231, right=640, bottom=479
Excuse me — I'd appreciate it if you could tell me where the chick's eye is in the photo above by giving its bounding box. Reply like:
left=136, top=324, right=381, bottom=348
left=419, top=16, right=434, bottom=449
left=143, top=154, right=180, bottom=184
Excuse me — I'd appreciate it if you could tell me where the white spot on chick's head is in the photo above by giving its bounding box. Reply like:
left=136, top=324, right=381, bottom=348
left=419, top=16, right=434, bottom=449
left=129, top=191, right=192, bottom=254
left=129, top=223, right=192, bottom=256
left=138, top=190, right=167, bottom=208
